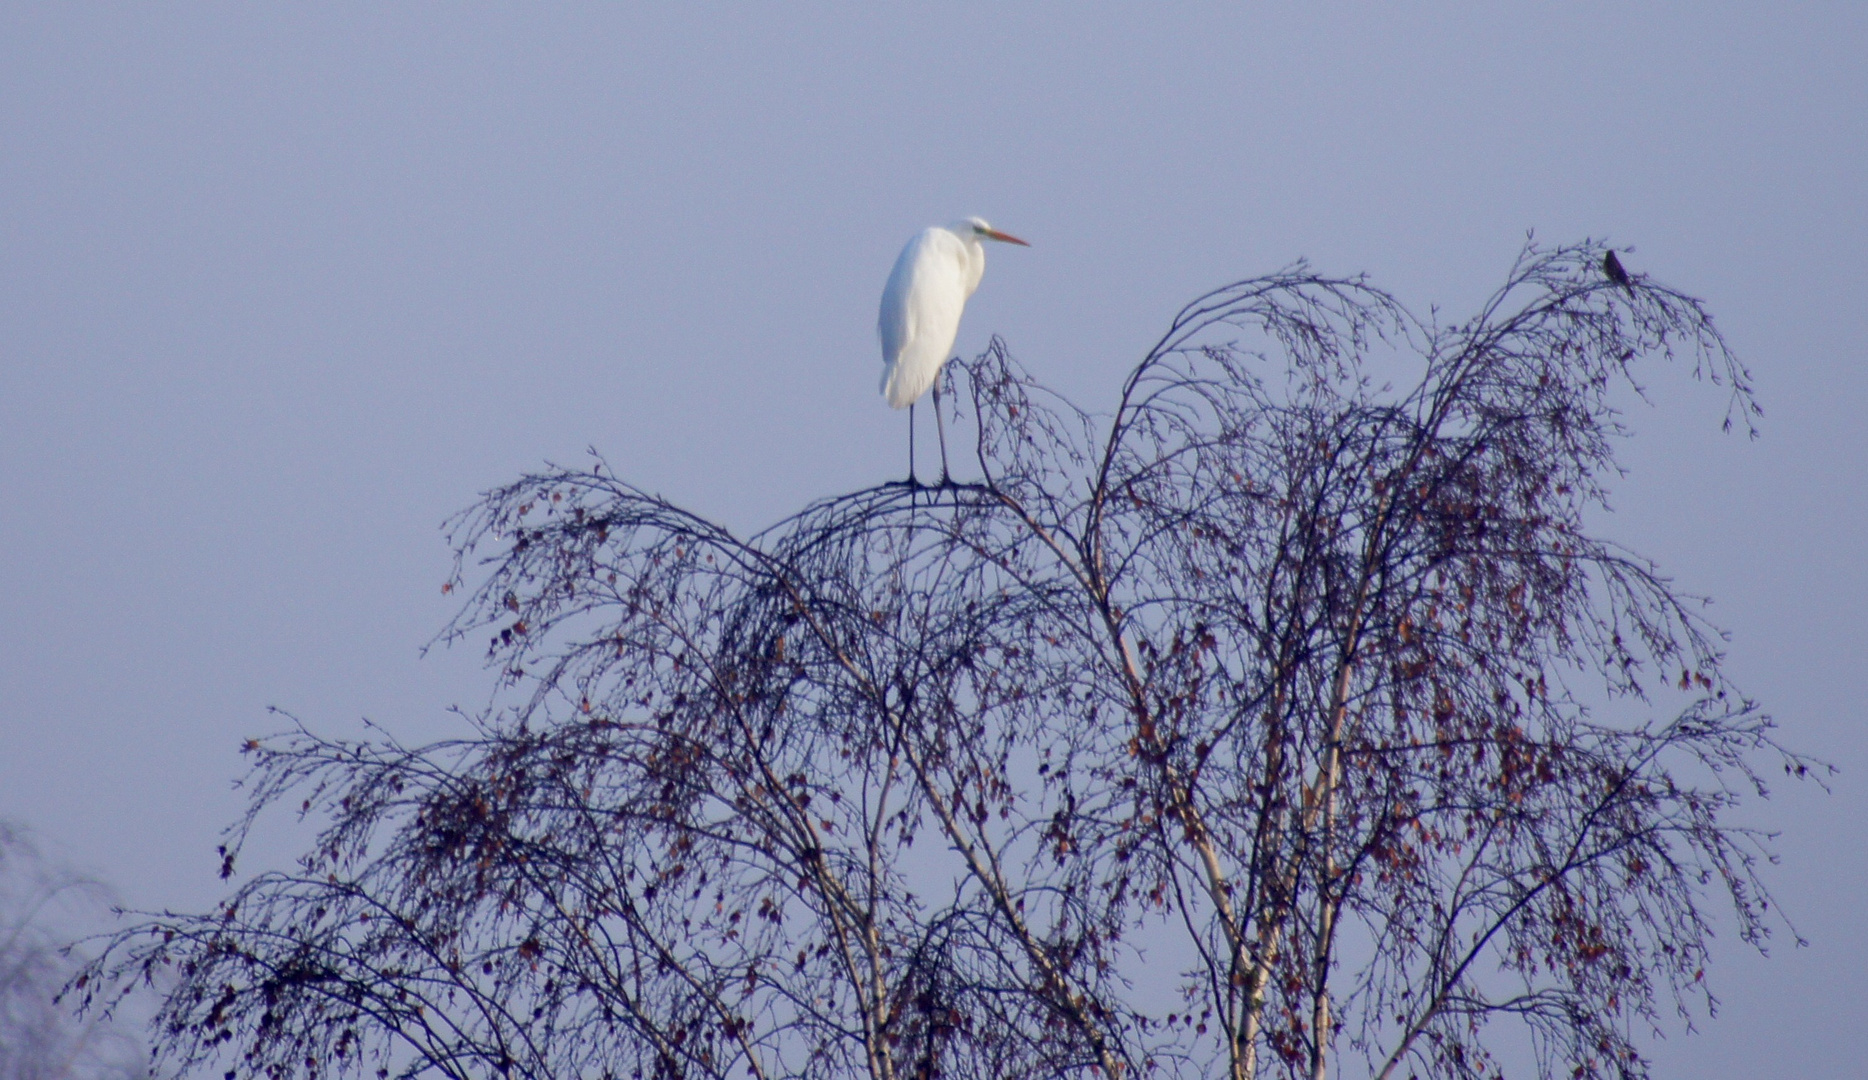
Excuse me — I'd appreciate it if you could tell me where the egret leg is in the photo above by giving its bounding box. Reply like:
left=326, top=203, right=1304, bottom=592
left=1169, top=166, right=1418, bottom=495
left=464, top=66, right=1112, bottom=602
left=906, top=402, right=919, bottom=487
left=932, top=382, right=951, bottom=486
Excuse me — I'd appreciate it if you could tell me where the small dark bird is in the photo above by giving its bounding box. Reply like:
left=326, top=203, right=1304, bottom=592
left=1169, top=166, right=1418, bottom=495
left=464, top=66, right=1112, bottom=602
left=1602, top=249, right=1634, bottom=293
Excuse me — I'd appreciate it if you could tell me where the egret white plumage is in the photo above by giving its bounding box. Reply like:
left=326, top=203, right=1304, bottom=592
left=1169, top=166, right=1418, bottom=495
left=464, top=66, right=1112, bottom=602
left=879, top=217, right=1029, bottom=485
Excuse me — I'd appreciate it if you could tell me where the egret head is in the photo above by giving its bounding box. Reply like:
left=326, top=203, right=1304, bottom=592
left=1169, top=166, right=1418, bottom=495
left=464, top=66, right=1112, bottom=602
left=953, top=217, right=1030, bottom=247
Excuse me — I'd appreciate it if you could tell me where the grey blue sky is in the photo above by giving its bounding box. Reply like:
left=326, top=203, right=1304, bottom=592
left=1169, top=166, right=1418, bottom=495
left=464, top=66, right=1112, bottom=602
left=2, top=4, right=1863, bottom=1073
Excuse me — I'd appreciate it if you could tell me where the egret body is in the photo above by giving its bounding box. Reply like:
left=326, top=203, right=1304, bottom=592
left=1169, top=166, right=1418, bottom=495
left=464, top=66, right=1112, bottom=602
left=878, top=217, right=1028, bottom=484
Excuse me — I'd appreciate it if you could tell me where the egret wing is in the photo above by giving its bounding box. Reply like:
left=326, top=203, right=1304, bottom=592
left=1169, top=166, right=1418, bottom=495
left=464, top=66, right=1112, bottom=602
left=879, top=228, right=969, bottom=408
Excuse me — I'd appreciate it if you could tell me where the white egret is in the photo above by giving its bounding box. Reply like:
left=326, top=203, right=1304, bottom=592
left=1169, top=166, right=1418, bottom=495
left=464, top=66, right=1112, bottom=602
left=878, top=217, right=1029, bottom=485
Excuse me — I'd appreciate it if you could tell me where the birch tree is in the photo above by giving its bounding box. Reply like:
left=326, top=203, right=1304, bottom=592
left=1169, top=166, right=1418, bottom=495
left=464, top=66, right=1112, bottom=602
left=83, top=241, right=1809, bottom=1080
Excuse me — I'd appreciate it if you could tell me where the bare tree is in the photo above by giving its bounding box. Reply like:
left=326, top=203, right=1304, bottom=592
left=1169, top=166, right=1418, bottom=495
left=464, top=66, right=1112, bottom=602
left=0, top=823, right=148, bottom=1080
left=81, top=241, right=1812, bottom=1080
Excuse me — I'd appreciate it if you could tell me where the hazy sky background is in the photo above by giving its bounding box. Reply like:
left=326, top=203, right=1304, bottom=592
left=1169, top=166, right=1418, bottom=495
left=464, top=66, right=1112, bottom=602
left=2, top=4, right=1863, bottom=1073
